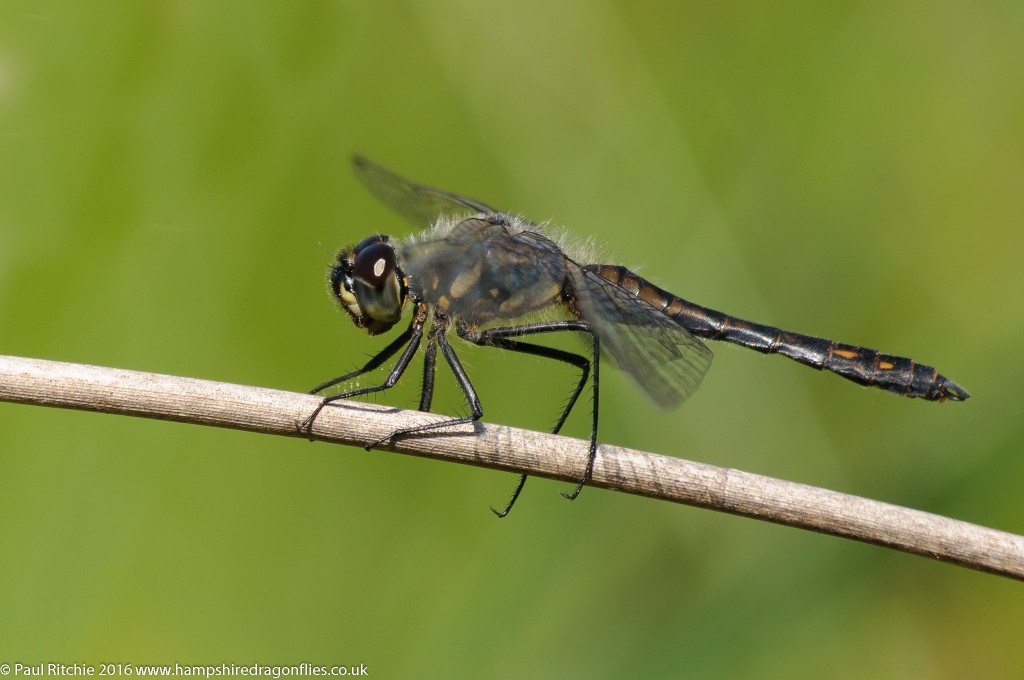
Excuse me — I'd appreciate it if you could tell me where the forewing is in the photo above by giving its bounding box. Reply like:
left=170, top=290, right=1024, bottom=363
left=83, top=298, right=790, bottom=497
left=352, top=154, right=498, bottom=228
left=571, top=268, right=713, bottom=409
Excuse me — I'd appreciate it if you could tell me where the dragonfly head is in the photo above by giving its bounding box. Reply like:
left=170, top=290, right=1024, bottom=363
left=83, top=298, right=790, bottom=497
left=331, top=234, right=409, bottom=335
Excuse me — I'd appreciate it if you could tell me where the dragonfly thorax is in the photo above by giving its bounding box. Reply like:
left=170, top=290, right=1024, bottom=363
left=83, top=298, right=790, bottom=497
left=397, top=216, right=571, bottom=326
left=331, top=234, right=409, bottom=335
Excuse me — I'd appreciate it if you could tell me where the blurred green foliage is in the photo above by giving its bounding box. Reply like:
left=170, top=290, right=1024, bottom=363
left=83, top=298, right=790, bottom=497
left=1, top=1, right=1022, bottom=676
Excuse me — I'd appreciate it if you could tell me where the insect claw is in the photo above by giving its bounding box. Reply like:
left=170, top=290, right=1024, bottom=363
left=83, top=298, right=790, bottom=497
left=366, top=432, right=394, bottom=449
left=295, top=414, right=318, bottom=441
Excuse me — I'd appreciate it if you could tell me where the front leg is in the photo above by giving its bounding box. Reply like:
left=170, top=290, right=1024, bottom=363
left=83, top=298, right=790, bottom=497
left=299, top=304, right=428, bottom=438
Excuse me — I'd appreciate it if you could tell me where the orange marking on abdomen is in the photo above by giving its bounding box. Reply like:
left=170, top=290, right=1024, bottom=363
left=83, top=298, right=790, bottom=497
left=834, top=349, right=859, bottom=360
left=879, top=360, right=894, bottom=370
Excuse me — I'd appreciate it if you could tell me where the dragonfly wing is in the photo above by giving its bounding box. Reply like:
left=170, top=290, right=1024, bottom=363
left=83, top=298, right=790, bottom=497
left=571, top=267, right=713, bottom=409
left=352, top=154, right=498, bottom=228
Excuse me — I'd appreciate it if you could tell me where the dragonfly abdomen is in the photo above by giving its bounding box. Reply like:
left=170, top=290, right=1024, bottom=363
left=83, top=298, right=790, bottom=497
left=587, top=264, right=969, bottom=402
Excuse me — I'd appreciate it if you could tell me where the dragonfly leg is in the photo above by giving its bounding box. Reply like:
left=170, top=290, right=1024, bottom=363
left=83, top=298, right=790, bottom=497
left=562, top=332, right=599, bottom=502
left=458, top=324, right=591, bottom=434
left=419, top=322, right=440, bottom=412
left=457, top=320, right=599, bottom=515
left=308, top=323, right=414, bottom=396
left=299, top=304, right=427, bottom=440
left=366, top=312, right=484, bottom=449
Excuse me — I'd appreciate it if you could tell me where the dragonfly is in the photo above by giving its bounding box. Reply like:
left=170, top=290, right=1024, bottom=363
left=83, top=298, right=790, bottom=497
left=303, top=155, right=969, bottom=516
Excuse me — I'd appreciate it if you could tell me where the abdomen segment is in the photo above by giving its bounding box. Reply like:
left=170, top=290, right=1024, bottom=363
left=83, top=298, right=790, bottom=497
left=587, top=264, right=969, bottom=402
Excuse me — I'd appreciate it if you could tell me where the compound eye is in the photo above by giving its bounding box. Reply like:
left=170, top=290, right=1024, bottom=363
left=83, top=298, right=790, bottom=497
left=352, top=242, right=396, bottom=289
left=353, top=234, right=389, bottom=253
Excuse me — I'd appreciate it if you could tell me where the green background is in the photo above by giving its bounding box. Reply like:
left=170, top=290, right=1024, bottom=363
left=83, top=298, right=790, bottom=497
left=2, top=1, right=1022, bottom=676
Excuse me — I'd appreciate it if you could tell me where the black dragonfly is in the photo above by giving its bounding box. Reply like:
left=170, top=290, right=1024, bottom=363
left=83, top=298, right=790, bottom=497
left=303, top=155, right=969, bottom=516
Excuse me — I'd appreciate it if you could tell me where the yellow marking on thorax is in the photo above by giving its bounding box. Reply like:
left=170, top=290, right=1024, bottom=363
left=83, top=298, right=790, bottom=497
left=497, top=282, right=562, bottom=315
left=449, top=261, right=483, bottom=299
